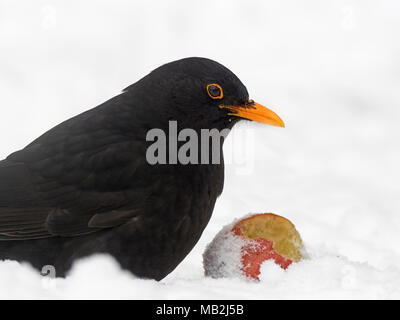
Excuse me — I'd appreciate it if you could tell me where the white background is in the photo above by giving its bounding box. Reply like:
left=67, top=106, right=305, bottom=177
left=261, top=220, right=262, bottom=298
left=1, top=0, right=400, bottom=299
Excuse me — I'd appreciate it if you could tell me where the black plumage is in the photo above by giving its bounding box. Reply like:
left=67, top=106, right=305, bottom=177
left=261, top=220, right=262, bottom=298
left=0, top=57, right=283, bottom=280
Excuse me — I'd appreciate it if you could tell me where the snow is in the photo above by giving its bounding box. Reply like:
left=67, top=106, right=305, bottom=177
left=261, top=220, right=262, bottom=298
left=3, top=253, right=400, bottom=299
left=203, top=218, right=248, bottom=279
left=1, top=0, right=400, bottom=299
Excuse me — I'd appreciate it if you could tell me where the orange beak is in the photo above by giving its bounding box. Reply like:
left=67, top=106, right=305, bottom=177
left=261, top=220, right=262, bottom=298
left=220, top=100, right=285, bottom=127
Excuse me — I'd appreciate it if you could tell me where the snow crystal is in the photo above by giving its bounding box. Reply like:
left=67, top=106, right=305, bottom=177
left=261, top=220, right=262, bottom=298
left=203, top=221, right=248, bottom=279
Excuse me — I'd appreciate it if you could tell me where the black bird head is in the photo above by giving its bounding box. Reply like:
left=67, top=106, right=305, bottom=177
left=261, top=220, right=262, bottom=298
left=124, top=57, right=284, bottom=131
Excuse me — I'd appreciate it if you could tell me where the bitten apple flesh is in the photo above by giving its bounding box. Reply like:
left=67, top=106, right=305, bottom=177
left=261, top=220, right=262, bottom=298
left=203, top=213, right=304, bottom=280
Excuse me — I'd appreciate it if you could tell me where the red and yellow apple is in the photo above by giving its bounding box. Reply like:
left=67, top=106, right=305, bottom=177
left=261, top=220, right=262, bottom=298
left=203, top=213, right=304, bottom=280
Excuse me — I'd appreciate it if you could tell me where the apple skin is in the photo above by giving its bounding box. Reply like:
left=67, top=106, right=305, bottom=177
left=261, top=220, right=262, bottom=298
left=232, top=213, right=304, bottom=280
left=232, top=225, right=293, bottom=280
left=203, top=213, right=304, bottom=281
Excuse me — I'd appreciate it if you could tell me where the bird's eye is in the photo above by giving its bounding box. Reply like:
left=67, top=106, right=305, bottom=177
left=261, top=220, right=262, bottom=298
left=206, top=83, right=223, bottom=99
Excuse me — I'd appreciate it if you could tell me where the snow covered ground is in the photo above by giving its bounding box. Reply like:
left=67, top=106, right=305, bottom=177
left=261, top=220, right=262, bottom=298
left=1, top=0, right=400, bottom=299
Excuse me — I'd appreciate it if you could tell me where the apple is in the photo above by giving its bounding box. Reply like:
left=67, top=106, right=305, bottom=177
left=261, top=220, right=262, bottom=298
left=203, top=213, right=304, bottom=280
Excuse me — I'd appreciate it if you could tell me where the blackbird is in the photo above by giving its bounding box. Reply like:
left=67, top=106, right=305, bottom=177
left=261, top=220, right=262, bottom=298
left=0, top=57, right=284, bottom=280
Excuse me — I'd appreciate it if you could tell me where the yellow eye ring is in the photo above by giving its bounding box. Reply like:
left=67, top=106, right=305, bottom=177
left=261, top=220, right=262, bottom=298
left=206, top=83, right=223, bottom=99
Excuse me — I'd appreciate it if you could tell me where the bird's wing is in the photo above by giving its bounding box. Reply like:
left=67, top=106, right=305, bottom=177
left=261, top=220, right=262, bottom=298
left=0, top=206, right=141, bottom=240
left=0, top=94, right=153, bottom=240
left=0, top=155, right=148, bottom=240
